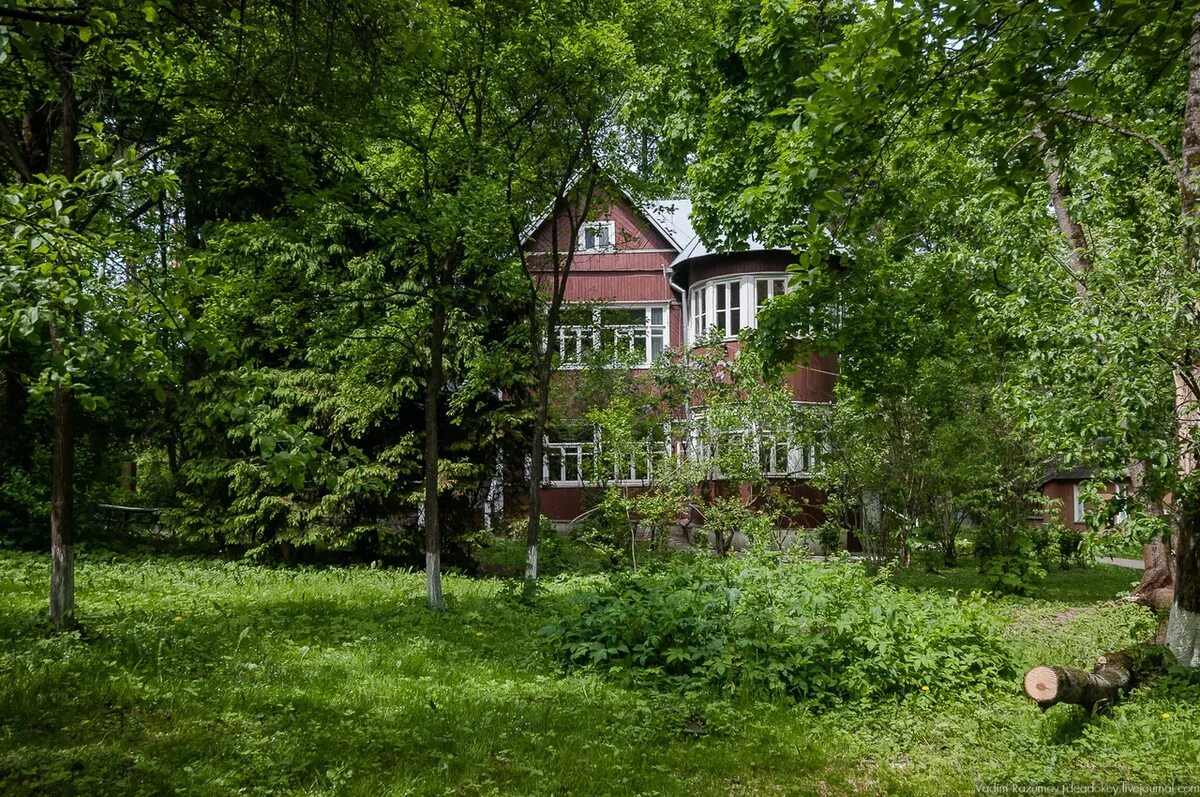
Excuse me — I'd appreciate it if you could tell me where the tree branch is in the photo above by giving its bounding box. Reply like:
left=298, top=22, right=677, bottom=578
left=1053, top=107, right=1188, bottom=188
left=0, top=117, right=34, bottom=182
left=0, top=6, right=87, bottom=25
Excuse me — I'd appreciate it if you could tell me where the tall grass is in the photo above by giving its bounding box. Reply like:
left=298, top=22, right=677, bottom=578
left=0, top=550, right=1196, bottom=796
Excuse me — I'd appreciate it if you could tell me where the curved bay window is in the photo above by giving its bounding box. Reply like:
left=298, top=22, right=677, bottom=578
left=689, top=273, right=791, bottom=343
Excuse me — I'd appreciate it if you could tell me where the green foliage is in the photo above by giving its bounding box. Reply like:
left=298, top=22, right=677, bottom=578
left=475, top=517, right=607, bottom=578
left=544, top=551, right=1016, bottom=703
left=2, top=551, right=1196, bottom=795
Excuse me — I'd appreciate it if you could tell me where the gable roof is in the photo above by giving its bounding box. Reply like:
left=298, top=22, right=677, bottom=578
left=522, top=179, right=785, bottom=262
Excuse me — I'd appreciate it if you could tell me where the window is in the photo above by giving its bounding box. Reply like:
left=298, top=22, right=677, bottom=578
left=756, top=277, right=788, bottom=312
left=692, top=285, right=707, bottom=340
left=760, top=440, right=817, bottom=477
left=578, top=221, right=615, bottom=252
left=689, top=274, right=791, bottom=343
left=543, top=433, right=662, bottom=485
left=713, top=280, right=741, bottom=336
left=544, top=442, right=591, bottom=484
left=1073, top=483, right=1086, bottom=524
left=689, top=410, right=818, bottom=479
left=557, top=304, right=668, bottom=368
left=1114, top=484, right=1129, bottom=526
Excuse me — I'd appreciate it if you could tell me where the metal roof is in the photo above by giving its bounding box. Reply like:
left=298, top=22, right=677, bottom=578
left=640, top=198, right=779, bottom=267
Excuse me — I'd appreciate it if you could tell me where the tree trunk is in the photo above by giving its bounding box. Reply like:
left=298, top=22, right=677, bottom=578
left=1166, top=8, right=1200, bottom=667
left=424, top=301, right=447, bottom=612
left=525, top=355, right=551, bottom=587
left=1167, top=488, right=1200, bottom=667
left=1132, top=536, right=1175, bottom=604
left=1032, top=122, right=1092, bottom=298
left=1023, top=651, right=1135, bottom=714
left=49, top=328, right=75, bottom=630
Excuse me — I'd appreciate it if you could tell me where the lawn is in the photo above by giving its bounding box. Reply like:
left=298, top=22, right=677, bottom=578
left=1, top=550, right=1198, bottom=796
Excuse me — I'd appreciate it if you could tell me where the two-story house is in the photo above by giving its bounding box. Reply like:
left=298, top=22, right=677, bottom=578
left=521, top=184, right=838, bottom=532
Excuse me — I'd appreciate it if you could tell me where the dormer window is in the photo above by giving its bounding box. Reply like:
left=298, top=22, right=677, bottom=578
left=579, top=221, right=615, bottom=252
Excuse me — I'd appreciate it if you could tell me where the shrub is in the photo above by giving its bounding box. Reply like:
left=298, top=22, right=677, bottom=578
left=542, top=551, right=1015, bottom=704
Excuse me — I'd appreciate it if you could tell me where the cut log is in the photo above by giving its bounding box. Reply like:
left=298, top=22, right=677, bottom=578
left=1023, top=651, right=1134, bottom=714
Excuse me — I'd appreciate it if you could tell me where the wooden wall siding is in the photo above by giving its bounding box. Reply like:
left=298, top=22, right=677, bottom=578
left=541, top=485, right=584, bottom=522
left=669, top=302, right=683, bottom=352
left=529, top=252, right=675, bottom=274
left=685, top=250, right=797, bottom=286
left=718, top=342, right=838, bottom=403
left=528, top=188, right=675, bottom=255
left=544, top=272, right=674, bottom=302
left=787, top=352, right=839, bottom=403
left=1037, top=479, right=1129, bottom=530
left=1039, top=480, right=1083, bottom=529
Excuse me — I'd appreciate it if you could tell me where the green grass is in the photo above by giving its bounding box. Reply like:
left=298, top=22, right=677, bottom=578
left=1, top=550, right=1197, bottom=796
left=892, top=561, right=1143, bottom=605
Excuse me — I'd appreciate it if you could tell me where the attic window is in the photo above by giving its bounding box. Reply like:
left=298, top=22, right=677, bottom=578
left=579, top=221, right=615, bottom=252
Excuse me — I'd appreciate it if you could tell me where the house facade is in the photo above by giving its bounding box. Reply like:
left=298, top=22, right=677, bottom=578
left=1035, top=468, right=1130, bottom=532
left=523, top=186, right=838, bottom=531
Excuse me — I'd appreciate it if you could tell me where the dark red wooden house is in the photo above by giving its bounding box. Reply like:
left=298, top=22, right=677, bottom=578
left=520, top=185, right=838, bottom=531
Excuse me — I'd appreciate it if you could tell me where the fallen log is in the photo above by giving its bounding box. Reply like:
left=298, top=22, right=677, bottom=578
left=1023, top=651, right=1134, bottom=714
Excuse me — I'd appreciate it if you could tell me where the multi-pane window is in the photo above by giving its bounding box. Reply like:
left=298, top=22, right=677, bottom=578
left=713, top=280, right=741, bottom=336
left=758, top=440, right=817, bottom=476
left=759, top=439, right=791, bottom=476
left=545, top=442, right=591, bottom=484
left=692, top=285, right=707, bottom=340
left=557, top=305, right=668, bottom=368
left=690, top=274, right=790, bottom=343
left=756, top=277, right=788, bottom=311
left=543, top=434, right=662, bottom=485
left=690, top=414, right=819, bottom=479
left=578, top=221, right=615, bottom=252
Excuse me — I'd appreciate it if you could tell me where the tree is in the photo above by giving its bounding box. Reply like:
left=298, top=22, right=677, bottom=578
left=668, top=0, right=1200, bottom=664
left=505, top=0, right=694, bottom=589
left=1, top=1, right=183, bottom=628
left=560, top=330, right=819, bottom=561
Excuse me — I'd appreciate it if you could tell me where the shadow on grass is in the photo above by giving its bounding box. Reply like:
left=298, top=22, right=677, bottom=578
left=892, top=561, right=1142, bottom=605
left=1, top=565, right=841, bottom=797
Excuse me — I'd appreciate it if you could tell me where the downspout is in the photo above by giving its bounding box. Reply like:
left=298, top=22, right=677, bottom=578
left=667, top=259, right=696, bottom=535
left=667, top=259, right=693, bottom=453
left=667, top=259, right=690, bottom=401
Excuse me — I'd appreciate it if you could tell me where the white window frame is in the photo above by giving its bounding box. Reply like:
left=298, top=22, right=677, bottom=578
left=543, top=434, right=666, bottom=486
left=1073, top=483, right=1086, bottom=524
left=688, top=410, right=818, bottom=479
left=556, top=302, right=669, bottom=369
left=688, top=273, right=791, bottom=344
left=578, top=220, right=616, bottom=253
left=1114, top=484, right=1128, bottom=526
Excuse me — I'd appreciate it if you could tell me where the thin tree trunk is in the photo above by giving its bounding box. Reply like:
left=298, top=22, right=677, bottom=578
left=1032, top=123, right=1092, bottom=298
left=49, top=326, right=75, bottom=630
left=424, top=301, right=447, bottom=612
left=521, top=170, right=598, bottom=588
left=46, top=42, right=81, bottom=632
left=525, top=359, right=550, bottom=584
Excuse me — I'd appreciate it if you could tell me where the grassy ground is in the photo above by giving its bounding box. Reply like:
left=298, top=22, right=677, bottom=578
left=1, top=550, right=1198, bottom=796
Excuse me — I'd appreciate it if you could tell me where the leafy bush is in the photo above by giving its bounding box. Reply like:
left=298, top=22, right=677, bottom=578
left=542, top=552, right=1015, bottom=703
left=475, top=517, right=607, bottom=577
